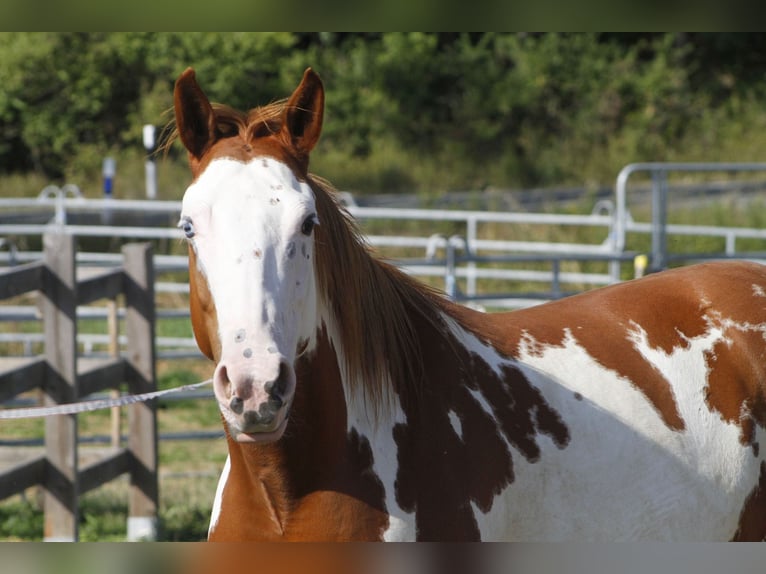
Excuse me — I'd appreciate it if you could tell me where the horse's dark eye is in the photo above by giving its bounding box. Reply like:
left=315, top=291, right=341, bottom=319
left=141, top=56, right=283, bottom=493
left=301, top=214, right=318, bottom=236
left=180, top=218, right=195, bottom=239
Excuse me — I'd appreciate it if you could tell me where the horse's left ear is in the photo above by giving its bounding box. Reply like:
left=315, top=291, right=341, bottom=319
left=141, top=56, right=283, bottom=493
left=281, top=68, right=324, bottom=156
left=174, top=67, right=218, bottom=161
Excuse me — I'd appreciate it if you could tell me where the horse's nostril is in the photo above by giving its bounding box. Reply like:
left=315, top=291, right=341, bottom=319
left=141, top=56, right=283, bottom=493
left=229, top=396, right=244, bottom=414
left=215, top=364, right=232, bottom=394
left=269, top=394, right=284, bottom=409
left=264, top=361, right=290, bottom=403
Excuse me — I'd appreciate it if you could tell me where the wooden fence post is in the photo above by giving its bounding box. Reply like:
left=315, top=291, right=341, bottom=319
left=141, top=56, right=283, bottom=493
left=41, top=230, right=79, bottom=541
left=107, top=299, right=121, bottom=448
left=122, top=243, right=159, bottom=541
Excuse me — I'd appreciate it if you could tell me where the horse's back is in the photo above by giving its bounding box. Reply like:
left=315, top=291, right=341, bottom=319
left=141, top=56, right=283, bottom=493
left=463, top=261, right=766, bottom=540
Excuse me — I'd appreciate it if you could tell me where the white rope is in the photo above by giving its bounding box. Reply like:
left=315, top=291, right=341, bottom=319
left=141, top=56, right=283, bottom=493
left=0, top=379, right=213, bottom=419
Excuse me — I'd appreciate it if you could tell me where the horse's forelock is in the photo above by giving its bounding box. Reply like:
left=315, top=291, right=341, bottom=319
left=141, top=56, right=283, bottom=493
left=161, top=100, right=288, bottom=161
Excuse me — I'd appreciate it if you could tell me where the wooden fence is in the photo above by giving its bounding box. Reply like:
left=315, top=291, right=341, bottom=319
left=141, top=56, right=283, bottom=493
left=0, top=229, right=158, bottom=541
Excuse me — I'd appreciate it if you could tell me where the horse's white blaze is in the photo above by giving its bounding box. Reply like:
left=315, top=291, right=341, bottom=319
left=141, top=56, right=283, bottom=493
left=182, top=157, right=318, bottom=357
left=208, top=454, right=231, bottom=538
left=444, top=317, right=765, bottom=540
left=181, top=157, right=318, bottom=429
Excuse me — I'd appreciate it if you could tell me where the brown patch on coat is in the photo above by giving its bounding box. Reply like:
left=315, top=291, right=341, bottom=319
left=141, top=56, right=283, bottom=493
left=732, top=461, right=766, bottom=541
left=187, top=247, right=219, bottom=361
left=698, top=264, right=766, bottom=446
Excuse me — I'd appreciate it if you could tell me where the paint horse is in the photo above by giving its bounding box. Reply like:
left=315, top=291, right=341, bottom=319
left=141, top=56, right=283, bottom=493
left=173, top=67, right=766, bottom=541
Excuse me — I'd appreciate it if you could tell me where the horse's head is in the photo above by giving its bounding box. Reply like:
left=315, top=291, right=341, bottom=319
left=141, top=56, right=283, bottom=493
left=174, top=67, right=324, bottom=443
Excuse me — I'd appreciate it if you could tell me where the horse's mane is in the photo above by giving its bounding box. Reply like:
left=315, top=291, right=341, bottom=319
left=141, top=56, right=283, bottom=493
left=309, top=174, right=454, bottom=416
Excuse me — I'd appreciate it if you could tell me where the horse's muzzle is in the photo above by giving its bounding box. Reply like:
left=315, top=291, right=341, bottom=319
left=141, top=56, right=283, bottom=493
left=213, top=357, right=295, bottom=443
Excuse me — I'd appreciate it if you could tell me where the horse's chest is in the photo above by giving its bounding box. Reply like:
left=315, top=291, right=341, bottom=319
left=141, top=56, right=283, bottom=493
left=285, top=491, right=390, bottom=541
left=211, top=473, right=390, bottom=541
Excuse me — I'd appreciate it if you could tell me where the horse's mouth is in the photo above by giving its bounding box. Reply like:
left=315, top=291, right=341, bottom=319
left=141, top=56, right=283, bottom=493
left=226, top=409, right=290, bottom=444
left=233, top=418, right=288, bottom=443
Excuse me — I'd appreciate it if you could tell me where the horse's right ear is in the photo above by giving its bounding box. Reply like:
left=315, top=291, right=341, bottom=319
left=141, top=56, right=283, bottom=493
left=174, top=68, right=217, bottom=160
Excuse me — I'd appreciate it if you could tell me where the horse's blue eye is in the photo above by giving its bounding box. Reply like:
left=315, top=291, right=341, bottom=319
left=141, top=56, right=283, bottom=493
left=180, top=219, right=195, bottom=239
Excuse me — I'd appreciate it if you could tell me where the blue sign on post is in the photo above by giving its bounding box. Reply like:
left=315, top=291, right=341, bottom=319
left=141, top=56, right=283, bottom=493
left=102, top=157, right=116, bottom=198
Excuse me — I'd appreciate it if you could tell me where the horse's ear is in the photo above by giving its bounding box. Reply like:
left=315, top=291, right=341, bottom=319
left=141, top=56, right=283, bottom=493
left=174, top=67, right=218, bottom=160
left=281, top=68, right=324, bottom=156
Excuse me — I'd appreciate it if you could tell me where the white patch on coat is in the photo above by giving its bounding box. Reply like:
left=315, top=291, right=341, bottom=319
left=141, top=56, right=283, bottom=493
left=208, top=454, right=231, bottom=539
left=353, top=403, right=415, bottom=542
left=448, top=409, right=463, bottom=440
